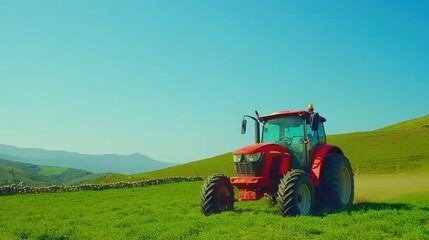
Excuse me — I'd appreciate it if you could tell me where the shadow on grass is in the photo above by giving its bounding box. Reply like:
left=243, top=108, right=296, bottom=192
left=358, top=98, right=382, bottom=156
left=350, top=202, right=412, bottom=211
left=232, top=208, right=278, bottom=215
left=229, top=202, right=414, bottom=216
left=316, top=202, right=413, bottom=216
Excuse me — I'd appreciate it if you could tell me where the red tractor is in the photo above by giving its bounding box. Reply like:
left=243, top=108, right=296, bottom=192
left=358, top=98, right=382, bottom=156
left=200, top=104, right=354, bottom=216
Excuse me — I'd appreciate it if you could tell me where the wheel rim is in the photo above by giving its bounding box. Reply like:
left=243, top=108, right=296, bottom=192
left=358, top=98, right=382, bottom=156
left=339, top=166, right=352, bottom=204
left=297, top=183, right=311, bottom=214
left=216, top=186, right=230, bottom=211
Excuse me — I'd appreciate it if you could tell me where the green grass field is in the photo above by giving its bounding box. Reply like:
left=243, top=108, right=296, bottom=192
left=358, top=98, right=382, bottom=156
left=1, top=180, right=428, bottom=240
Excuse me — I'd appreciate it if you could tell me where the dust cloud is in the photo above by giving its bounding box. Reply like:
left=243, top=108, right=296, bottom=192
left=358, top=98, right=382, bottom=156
left=354, top=173, right=429, bottom=202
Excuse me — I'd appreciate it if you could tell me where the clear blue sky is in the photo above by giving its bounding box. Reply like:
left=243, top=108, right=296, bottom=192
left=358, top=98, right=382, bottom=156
left=0, top=1, right=428, bottom=163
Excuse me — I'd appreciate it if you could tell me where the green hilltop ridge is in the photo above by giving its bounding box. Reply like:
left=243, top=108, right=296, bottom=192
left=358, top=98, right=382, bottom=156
left=377, top=114, right=429, bottom=131
left=93, top=115, right=429, bottom=183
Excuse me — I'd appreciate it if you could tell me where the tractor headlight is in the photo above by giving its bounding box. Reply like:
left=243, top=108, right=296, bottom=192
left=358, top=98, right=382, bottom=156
left=233, top=155, right=242, bottom=163
left=243, top=152, right=262, bottom=162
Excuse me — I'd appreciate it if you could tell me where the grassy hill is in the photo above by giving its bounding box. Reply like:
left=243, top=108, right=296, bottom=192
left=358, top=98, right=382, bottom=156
left=93, top=153, right=234, bottom=183
left=329, top=129, right=429, bottom=174
left=93, top=115, right=429, bottom=183
left=0, top=159, right=107, bottom=186
left=377, top=114, right=429, bottom=131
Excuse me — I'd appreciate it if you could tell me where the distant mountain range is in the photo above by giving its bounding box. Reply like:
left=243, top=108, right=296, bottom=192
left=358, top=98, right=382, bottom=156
left=0, top=144, right=177, bottom=174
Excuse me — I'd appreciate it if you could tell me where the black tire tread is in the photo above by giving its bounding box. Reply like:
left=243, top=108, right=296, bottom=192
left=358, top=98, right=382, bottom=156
left=277, top=169, right=315, bottom=216
left=200, top=174, right=234, bottom=216
left=266, top=194, right=277, bottom=206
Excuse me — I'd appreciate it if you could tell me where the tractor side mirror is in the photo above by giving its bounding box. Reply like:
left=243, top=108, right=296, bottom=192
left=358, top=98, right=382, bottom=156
left=241, top=119, right=247, bottom=134
left=310, top=113, right=320, bottom=131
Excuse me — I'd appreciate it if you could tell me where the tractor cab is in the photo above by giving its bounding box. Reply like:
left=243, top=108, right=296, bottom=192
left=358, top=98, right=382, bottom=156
left=260, top=109, right=327, bottom=170
left=238, top=104, right=327, bottom=172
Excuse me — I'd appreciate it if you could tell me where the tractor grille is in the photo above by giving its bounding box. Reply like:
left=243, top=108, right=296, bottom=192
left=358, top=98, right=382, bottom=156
left=234, top=161, right=263, bottom=176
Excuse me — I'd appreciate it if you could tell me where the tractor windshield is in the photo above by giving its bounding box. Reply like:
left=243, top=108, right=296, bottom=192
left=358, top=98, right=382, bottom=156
left=262, top=116, right=305, bottom=155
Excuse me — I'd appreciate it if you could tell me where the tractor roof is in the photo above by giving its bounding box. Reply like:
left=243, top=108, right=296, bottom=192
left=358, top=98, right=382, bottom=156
left=259, top=110, right=327, bottom=122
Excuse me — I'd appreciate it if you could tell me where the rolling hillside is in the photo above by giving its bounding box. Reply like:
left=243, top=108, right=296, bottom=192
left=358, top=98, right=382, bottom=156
left=92, top=153, right=234, bottom=183
left=0, top=159, right=107, bottom=186
left=94, top=115, right=429, bottom=183
left=377, top=114, right=429, bottom=131
left=329, top=129, right=429, bottom=174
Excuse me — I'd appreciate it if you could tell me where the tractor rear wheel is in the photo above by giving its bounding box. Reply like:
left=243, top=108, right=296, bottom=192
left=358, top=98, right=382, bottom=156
left=200, top=174, right=234, bottom=216
left=320, top=154, right=354, bottom=210
left=277, top=169, right=315, bottom=216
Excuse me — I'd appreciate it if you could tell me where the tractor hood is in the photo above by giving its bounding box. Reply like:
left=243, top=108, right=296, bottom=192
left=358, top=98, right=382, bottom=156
left=233, top=143, right=290, bottom=155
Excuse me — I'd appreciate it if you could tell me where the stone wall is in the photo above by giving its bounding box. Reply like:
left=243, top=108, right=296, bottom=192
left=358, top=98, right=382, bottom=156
left=0, top=176, right=203, bottom=196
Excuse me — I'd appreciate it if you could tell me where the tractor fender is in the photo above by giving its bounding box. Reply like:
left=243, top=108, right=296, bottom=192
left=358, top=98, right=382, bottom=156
left=310, top=145, right=343, bottom=186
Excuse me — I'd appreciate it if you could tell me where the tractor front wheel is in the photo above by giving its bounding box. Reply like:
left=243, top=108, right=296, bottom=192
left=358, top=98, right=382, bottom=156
left=277, top=169, right=316, bottom=216
left=266, top=194, right=278, bottom=206
left=200, top=174, right=234, bottom=216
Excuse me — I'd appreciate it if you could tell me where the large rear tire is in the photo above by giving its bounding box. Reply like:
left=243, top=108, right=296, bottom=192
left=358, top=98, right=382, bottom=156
left=277, top=169, right=316, bottom=216
left=320, top=154, right=354, bottom=209
left=200, top=174, right=234, bottom=216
